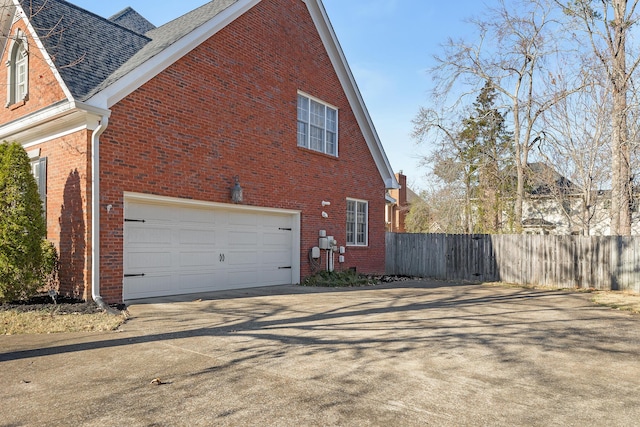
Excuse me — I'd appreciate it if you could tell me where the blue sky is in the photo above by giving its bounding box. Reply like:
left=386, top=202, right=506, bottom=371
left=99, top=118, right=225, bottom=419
left=70, top=0, right=488, bottom=191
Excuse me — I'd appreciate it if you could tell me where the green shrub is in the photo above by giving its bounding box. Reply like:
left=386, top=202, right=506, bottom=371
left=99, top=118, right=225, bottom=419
left=301, top=270, right=378, bottom=287
left=40, top=239, right=59, bottom=290
left=0, top=142, right=48, bottom=302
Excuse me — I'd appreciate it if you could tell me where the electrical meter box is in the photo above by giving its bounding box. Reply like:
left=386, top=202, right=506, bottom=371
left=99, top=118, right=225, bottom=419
left=319, top=237, right=330, bottom=250
left=311, top=247, right=321, bottom=258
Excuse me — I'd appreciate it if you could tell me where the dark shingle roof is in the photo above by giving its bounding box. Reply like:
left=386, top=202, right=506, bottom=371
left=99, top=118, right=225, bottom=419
left=19, top=0, right=239, bottom=102
left=20, top=0, right=151, bottom=100
left=109, top=7, right=156, bottom=35
left=87, top=0, right=238, bottom=99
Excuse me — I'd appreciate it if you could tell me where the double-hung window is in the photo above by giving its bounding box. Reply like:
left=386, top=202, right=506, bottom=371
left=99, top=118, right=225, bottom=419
left=346, top=199, right=368, bottom=246
left=6, top=30, right=29, bottom=107
left=297, top=92, right=338, bottom=156
left=28, top=149, right=47, bottom=218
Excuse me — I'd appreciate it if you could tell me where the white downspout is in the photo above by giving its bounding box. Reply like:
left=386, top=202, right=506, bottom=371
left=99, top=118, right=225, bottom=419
left=90, top=116, right=116, bottom=313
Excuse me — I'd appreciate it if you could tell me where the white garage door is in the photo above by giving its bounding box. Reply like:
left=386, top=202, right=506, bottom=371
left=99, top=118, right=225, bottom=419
left=123, top=196, right=298, bottom=300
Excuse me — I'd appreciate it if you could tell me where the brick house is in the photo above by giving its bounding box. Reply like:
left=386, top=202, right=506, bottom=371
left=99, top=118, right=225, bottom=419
left=0, top=0, right=398, bottom=303
left=386, top=172, right=422, bottom=233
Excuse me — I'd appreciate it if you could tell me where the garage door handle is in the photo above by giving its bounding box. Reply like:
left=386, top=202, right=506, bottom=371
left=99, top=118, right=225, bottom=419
left=278, top=266, right=292, bottom=269
left=124, top=273, right=146, bottom=278
left=219, top=254, right=225, bottom=262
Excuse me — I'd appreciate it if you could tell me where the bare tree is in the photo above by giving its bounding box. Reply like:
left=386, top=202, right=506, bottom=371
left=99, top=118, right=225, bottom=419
left=540, top=73, right=611, bottom=235
left=429, top=0, right=583, bottom=231
left=557, top=0, right=640, bottom=235
left=412, top=107, right=477, bottom=232
left=405, top=186, right=467, bottom=234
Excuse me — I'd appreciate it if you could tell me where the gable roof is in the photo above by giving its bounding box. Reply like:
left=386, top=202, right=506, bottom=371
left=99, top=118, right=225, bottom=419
left=109, top=7, right=156, bottom=34
left=10, top=0, right=399, bottom=189
left=527, top=162, right=579, bottom=196
left=15, top=0, right=151, bottom=100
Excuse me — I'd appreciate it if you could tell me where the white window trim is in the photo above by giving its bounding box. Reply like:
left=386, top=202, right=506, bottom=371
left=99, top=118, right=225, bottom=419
left=28, top=149, right=46, bottom=219
left=297, top=91, right=338, bottom=156
left=6, top=29, right=29, bottom=107
left=346, top=198, right=368, bottom=247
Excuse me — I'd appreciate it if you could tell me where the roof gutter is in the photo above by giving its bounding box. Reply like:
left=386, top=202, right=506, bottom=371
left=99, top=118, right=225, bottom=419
left=90, top=115, right=117, bottom=313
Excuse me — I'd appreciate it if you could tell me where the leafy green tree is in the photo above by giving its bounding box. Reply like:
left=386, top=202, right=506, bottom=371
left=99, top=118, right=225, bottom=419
left=414, top=82, right=514, bottom=233
left=461, top=81, right=514, bottom=233
left=0, top=141, right=48, bottom=302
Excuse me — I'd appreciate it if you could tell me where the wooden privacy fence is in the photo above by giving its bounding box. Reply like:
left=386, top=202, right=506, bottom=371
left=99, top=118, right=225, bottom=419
left=385, top=233, right=640, bottom=293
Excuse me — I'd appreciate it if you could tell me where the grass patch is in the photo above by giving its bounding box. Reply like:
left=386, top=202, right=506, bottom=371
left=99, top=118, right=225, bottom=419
left=301, top=270, right=378, bottom=287
left=483, top=282, right=640, bottom=314
left=1, top=310, right=126, bottom=335
left=590, top=291, right=640, bottom=314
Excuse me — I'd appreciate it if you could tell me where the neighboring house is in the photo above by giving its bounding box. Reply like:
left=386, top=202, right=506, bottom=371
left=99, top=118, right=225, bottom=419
left=521, top=162, right=640, bottom=235
left=386, top=172, right=421, bottom=232
left=0, top=0, right=398, bottom=303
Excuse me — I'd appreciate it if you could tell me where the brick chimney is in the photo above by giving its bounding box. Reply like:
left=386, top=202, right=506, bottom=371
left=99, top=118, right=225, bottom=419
left=389, top=172, right=407, bottom=232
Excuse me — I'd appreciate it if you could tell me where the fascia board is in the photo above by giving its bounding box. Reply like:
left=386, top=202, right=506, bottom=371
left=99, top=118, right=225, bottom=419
left=303, top=0, right=399, bottom=190
left=86, top=0, right=260, bottom=110
left=0, top=100, right=109, bottom=145
left=12, top=0, right=74, bottom=102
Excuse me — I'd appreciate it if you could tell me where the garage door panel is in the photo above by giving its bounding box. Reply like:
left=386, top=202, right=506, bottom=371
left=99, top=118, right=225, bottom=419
left=261, top=268, right=293, bottom=286
left=228, top=269, right=259, bottom=286
left=127, top=251, right=173, bottom=270
left=229, top=231, right=259, bottom=246
left=261, top=214, right=292, bottom=227
left=179, top=251, right=217, bottom=268
left=179, top=229, right=217, bottom=245
left=126, top=226, right=172, bottom=245
left=179, top=208, right=220, bottom=225
left=128, top=203, right=174, bottom=222
left=226, top=250, right=258, bottom=266
left=124, top=198, right=297, bottom=300
left=178, top=271, right=227, bottom=290
left=262, top=250, right=292, bottom=265
left=263, top=231, right=291, bottom=247
left=229, top=212, right=259, bottom=227
left=126, top=274, right=174, bottom=299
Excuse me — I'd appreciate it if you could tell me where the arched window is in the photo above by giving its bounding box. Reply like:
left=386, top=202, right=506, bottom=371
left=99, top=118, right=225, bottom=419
left=6, top=29, right=29, bottom=107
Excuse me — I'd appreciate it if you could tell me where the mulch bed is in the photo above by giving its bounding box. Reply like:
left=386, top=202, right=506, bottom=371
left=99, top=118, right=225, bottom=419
left=0, top=294, right=126, bottom=314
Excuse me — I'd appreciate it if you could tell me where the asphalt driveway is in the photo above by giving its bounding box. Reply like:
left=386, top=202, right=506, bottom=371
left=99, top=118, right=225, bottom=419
left=1, top=280, right=639, bottom=426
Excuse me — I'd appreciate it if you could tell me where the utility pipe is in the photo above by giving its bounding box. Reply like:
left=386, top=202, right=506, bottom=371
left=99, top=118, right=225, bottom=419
left=90, top=116, right=118, bottom=313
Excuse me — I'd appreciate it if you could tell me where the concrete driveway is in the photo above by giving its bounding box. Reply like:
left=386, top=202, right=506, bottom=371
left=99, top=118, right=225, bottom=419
left=1, top=280, right=639, bottom=426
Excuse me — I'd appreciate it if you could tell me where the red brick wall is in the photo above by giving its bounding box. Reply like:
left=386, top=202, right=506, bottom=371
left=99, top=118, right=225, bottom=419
left=97, top=0, right=386, bottom=302
left=23, top=131, right=92, bottom=300
left=0, top=22, right=67, bottom=124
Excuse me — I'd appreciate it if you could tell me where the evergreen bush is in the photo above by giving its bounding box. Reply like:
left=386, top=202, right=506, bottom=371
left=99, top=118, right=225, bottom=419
left=0, top=142, right=50, bottom=302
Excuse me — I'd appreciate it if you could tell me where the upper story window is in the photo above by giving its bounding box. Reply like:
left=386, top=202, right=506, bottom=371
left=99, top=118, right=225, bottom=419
left=297, top=92, right=338, bottom=156
left=6, top=29, right=29, bottom=108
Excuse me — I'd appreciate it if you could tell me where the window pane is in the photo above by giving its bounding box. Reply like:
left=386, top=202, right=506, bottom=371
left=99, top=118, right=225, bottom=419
left=310, top=125, right=324, bottom=151
left=297, top=122, right=308, bottom=147
left=346, top=201, right=356, bottom=245
left=310, top=100, right=325, bottom=127
left=326, top=131, right=336, bottom=156
left=326, top=108, right=337, bottom=132
left=297, top=95, right=309, bottom=121
left=357, top=202, right=367, bottom=245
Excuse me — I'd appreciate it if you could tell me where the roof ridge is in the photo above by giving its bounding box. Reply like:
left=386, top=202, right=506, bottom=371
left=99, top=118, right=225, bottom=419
left=35, top=0, right=152, bottom=41
left=108, top=6, right=135, bottom=22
